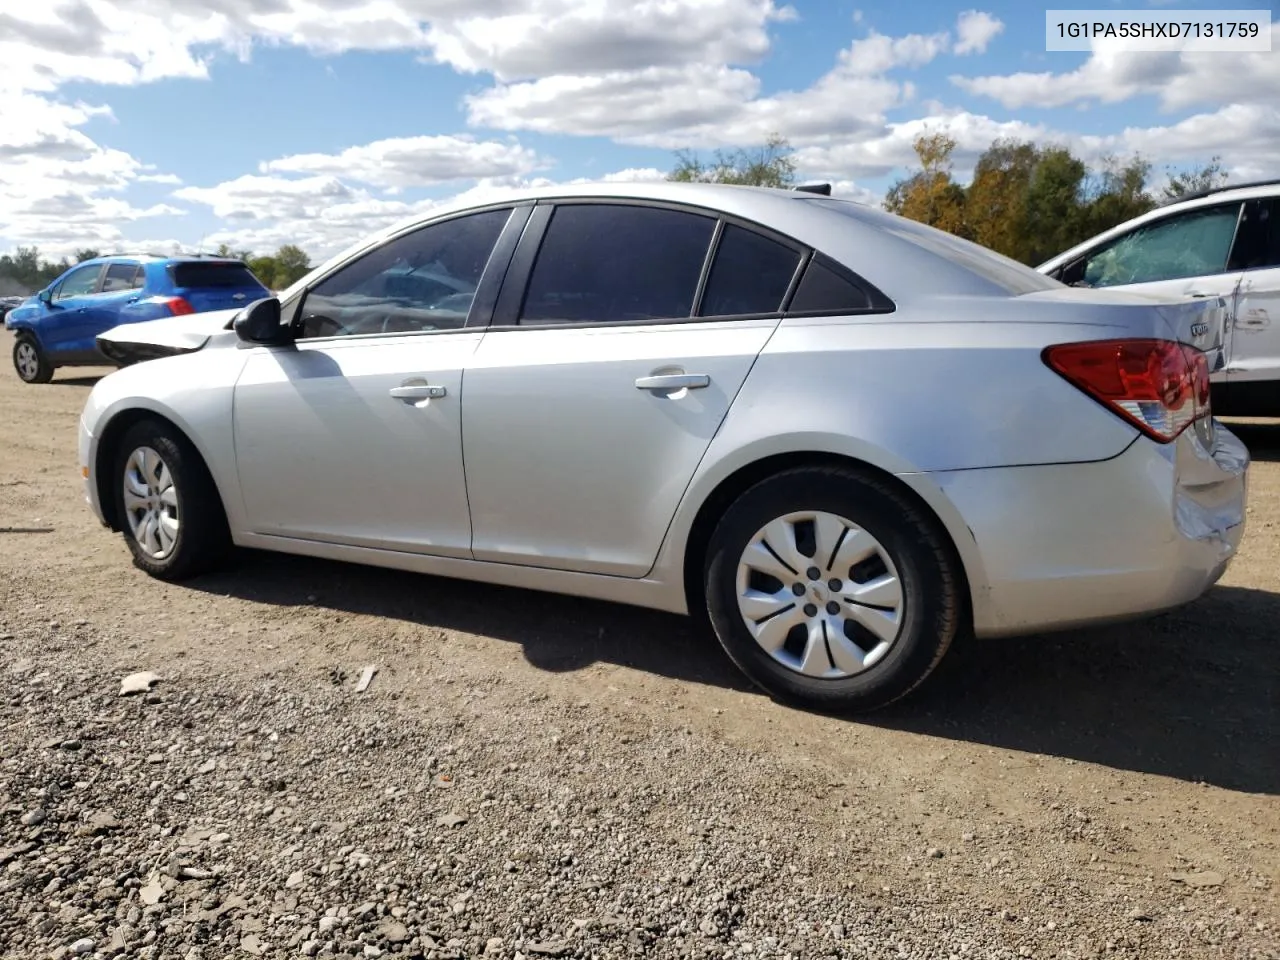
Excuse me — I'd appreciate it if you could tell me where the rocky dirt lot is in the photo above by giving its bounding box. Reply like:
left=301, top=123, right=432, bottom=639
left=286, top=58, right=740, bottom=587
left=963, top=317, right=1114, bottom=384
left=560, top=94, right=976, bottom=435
left=0, top=335, right=1276, bottom=960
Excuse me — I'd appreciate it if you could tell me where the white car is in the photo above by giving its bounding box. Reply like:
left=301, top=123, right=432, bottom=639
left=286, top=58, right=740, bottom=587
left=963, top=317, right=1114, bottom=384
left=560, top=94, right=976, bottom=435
left=1038, top=180, right=1280, bottom=417
left=78, top=182, right=1248, bottom=712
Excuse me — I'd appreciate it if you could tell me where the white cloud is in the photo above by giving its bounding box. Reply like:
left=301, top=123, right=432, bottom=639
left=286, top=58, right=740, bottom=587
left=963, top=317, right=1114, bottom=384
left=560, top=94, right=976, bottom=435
left=426, top=0, right=793, bottom=81
left=466, top=64, right=766, bottom=143
left=952, top=24, right=1279, bottom=111
left=1082, top=104, right=1280, bottom=180
left=137, top=173, right=183, bottom=185
left=260, top=134, right=546, bottom=189
left=841, top=30, right=950, bottom=76
left=795, top=110, right=1056, bottom=181
left=463, top=11, right=1003, bottom=149
left=174, top=173, right=359, bottom=222
left=176, top=167, right=670, bottom=260
left=0, top=90, right=184, bottom=255
left=953, top=10, right=1003, bottom=56
left=0, top=1, right=796, bottom=96
left=829, top=179, right=881, bottom=206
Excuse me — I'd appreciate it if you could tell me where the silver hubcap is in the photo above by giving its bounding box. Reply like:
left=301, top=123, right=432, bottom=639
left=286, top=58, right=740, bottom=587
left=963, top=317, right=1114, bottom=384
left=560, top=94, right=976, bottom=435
left=15, top=342, right=38, bottom=380
left=123, top=446, right=180, bottom=560
left=735, top=510, right=904, bottom=679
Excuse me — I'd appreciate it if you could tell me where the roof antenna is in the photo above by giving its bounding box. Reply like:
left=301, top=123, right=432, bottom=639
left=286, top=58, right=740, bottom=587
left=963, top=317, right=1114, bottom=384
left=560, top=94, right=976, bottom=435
left=793, top=183, right=832, bottom=196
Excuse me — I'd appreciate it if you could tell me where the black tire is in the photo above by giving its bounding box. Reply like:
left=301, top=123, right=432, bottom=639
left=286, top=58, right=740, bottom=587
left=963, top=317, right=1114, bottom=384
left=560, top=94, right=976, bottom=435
left=112, top=419, right=231, bottom=580
left=13, top=334, right=53, bottom=384
left=704, top=465, right=961, bottom=713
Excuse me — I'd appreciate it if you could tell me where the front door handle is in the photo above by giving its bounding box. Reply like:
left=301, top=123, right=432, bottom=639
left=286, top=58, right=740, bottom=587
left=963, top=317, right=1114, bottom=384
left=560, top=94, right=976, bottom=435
left=635, top=373, right=710, bottom=391
left=389, top=383, right=447, bottom=401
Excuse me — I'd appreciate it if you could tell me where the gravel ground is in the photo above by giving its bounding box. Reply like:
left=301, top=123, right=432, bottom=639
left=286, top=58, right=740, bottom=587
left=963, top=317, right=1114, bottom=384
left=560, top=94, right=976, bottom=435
left=0, top=340, right=1277, bottom=960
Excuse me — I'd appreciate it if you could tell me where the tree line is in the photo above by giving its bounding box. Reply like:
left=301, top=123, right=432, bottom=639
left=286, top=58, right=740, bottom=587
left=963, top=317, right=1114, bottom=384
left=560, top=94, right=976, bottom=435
left=668, top=133, right=1227, bottom=266
left=0, top=243, right=312, bottom=298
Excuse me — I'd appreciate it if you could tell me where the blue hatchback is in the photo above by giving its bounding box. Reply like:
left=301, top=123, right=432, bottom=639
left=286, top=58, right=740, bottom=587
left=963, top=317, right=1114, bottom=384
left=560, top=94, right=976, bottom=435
left=6, top=255, right=269, bottom=383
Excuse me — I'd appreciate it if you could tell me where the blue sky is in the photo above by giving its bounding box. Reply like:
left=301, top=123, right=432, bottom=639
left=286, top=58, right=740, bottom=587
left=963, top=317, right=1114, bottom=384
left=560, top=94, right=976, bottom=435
left=1, top=0, right=1276, bottom=261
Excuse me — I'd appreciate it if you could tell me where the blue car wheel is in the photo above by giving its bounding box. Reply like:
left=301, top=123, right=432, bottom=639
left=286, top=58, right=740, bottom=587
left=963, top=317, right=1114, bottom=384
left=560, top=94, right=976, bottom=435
left=13, top=334, right=53, bottom=384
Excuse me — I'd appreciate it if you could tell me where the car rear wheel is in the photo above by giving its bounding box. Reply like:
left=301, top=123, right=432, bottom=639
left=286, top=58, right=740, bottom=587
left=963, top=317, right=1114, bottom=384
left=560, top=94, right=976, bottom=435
left=113, top=419, right=231, bottom=580
left=13, top=335, right=53, bottom=384
left=704, top=465, right=961, bottom=712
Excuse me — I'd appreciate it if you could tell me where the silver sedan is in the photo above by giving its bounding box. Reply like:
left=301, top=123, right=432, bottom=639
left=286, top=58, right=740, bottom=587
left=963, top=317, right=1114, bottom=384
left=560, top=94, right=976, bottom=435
left=78, top=182, right=1249, bottom=712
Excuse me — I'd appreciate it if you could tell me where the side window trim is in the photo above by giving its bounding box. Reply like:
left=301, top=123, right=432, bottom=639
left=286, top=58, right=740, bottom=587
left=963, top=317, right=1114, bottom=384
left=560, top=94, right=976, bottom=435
left=688, top=218, right=725, bottom=318
left=487, top=198, right=838, bottom=330
left=283, top=202, right=530, bottom=342
left=491, top=203, right=554, bottom=328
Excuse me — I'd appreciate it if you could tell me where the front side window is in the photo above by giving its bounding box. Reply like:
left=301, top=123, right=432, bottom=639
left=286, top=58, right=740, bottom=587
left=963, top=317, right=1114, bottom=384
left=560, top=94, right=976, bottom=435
left=52, top=264, right=102, bottom=302
left=698, top=224, right=802, bottom=317
left=102, top=262, right=140, bottom=293
left=1074, top=203, right=1242, bottom=287
left=297, top=208, right=512, bottom=339
left=519, top=204, right=716, bottom=325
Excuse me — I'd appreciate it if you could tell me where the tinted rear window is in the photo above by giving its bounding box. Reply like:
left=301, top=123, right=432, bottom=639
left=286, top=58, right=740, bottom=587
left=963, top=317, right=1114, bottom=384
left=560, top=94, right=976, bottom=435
left=170, top=262, right=264, bottom=289
left=788, top=258, right=878, bottom=313
left=698, top=224, right=802, bottom=317
left=519, top=204, right=715, bottom=325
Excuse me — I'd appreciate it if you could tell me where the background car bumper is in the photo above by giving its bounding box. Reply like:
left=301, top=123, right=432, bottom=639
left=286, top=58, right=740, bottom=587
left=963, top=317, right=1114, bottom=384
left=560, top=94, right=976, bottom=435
left=930, top=423, right=1248, bottom=638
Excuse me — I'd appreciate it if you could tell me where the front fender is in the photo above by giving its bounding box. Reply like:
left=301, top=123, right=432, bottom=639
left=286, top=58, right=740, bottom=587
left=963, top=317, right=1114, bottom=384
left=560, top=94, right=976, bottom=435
left=82, top=349, right=249, bottom=534
left=4, top=315, right=41, bottom=341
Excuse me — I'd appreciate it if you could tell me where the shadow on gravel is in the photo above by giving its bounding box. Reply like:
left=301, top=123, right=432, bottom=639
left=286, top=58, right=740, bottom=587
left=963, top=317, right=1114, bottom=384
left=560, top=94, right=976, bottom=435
left=51, top=375, right=108, bottom=387
left=1222, top=418, right=1280, bottom=463
left=191, top=554, right=1279, bottom=794
left=192, top=550, right=751, bottom=691
left=875, top=585, right=1280, bottom=795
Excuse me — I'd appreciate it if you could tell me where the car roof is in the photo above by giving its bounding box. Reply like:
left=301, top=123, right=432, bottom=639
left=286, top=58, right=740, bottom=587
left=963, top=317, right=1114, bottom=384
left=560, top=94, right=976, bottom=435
left=279, top=181, right=1058, bottom=304
left=1156, top=178, right=1280, bottom=206
left=82, top=254, right=246, bottom=265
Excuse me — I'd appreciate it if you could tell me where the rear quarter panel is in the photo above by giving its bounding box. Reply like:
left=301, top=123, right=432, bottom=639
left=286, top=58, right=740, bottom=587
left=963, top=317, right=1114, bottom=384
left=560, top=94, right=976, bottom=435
left=650, top=304, right=1150, bottom=619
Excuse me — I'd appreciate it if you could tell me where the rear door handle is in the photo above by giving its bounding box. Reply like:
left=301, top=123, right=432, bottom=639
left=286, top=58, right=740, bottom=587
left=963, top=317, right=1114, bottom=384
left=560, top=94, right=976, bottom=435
left=389, top=383, right=447, bottom=401
left=635, top=373, right=710, bottom=391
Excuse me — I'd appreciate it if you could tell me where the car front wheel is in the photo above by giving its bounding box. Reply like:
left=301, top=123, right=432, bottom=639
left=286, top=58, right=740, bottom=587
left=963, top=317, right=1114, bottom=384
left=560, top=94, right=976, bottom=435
left=13, top=335, right=53, bottom=384
left=112, top=419, right=231, bottom=580
left=704, top=465, right=962, bottom=713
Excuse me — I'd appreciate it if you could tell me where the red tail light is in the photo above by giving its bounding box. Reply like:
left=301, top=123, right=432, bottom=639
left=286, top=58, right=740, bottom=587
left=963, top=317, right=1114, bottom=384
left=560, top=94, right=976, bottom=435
left=161, top=297, right=195, bottom=316
left=1043, top=339, right=1211, bottom=443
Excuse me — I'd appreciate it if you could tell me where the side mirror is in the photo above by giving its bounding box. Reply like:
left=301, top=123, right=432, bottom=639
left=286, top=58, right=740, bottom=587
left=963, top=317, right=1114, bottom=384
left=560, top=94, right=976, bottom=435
left=233, top=298, right=294, bottom=346
left=38, top=289, right=52, bottom=305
